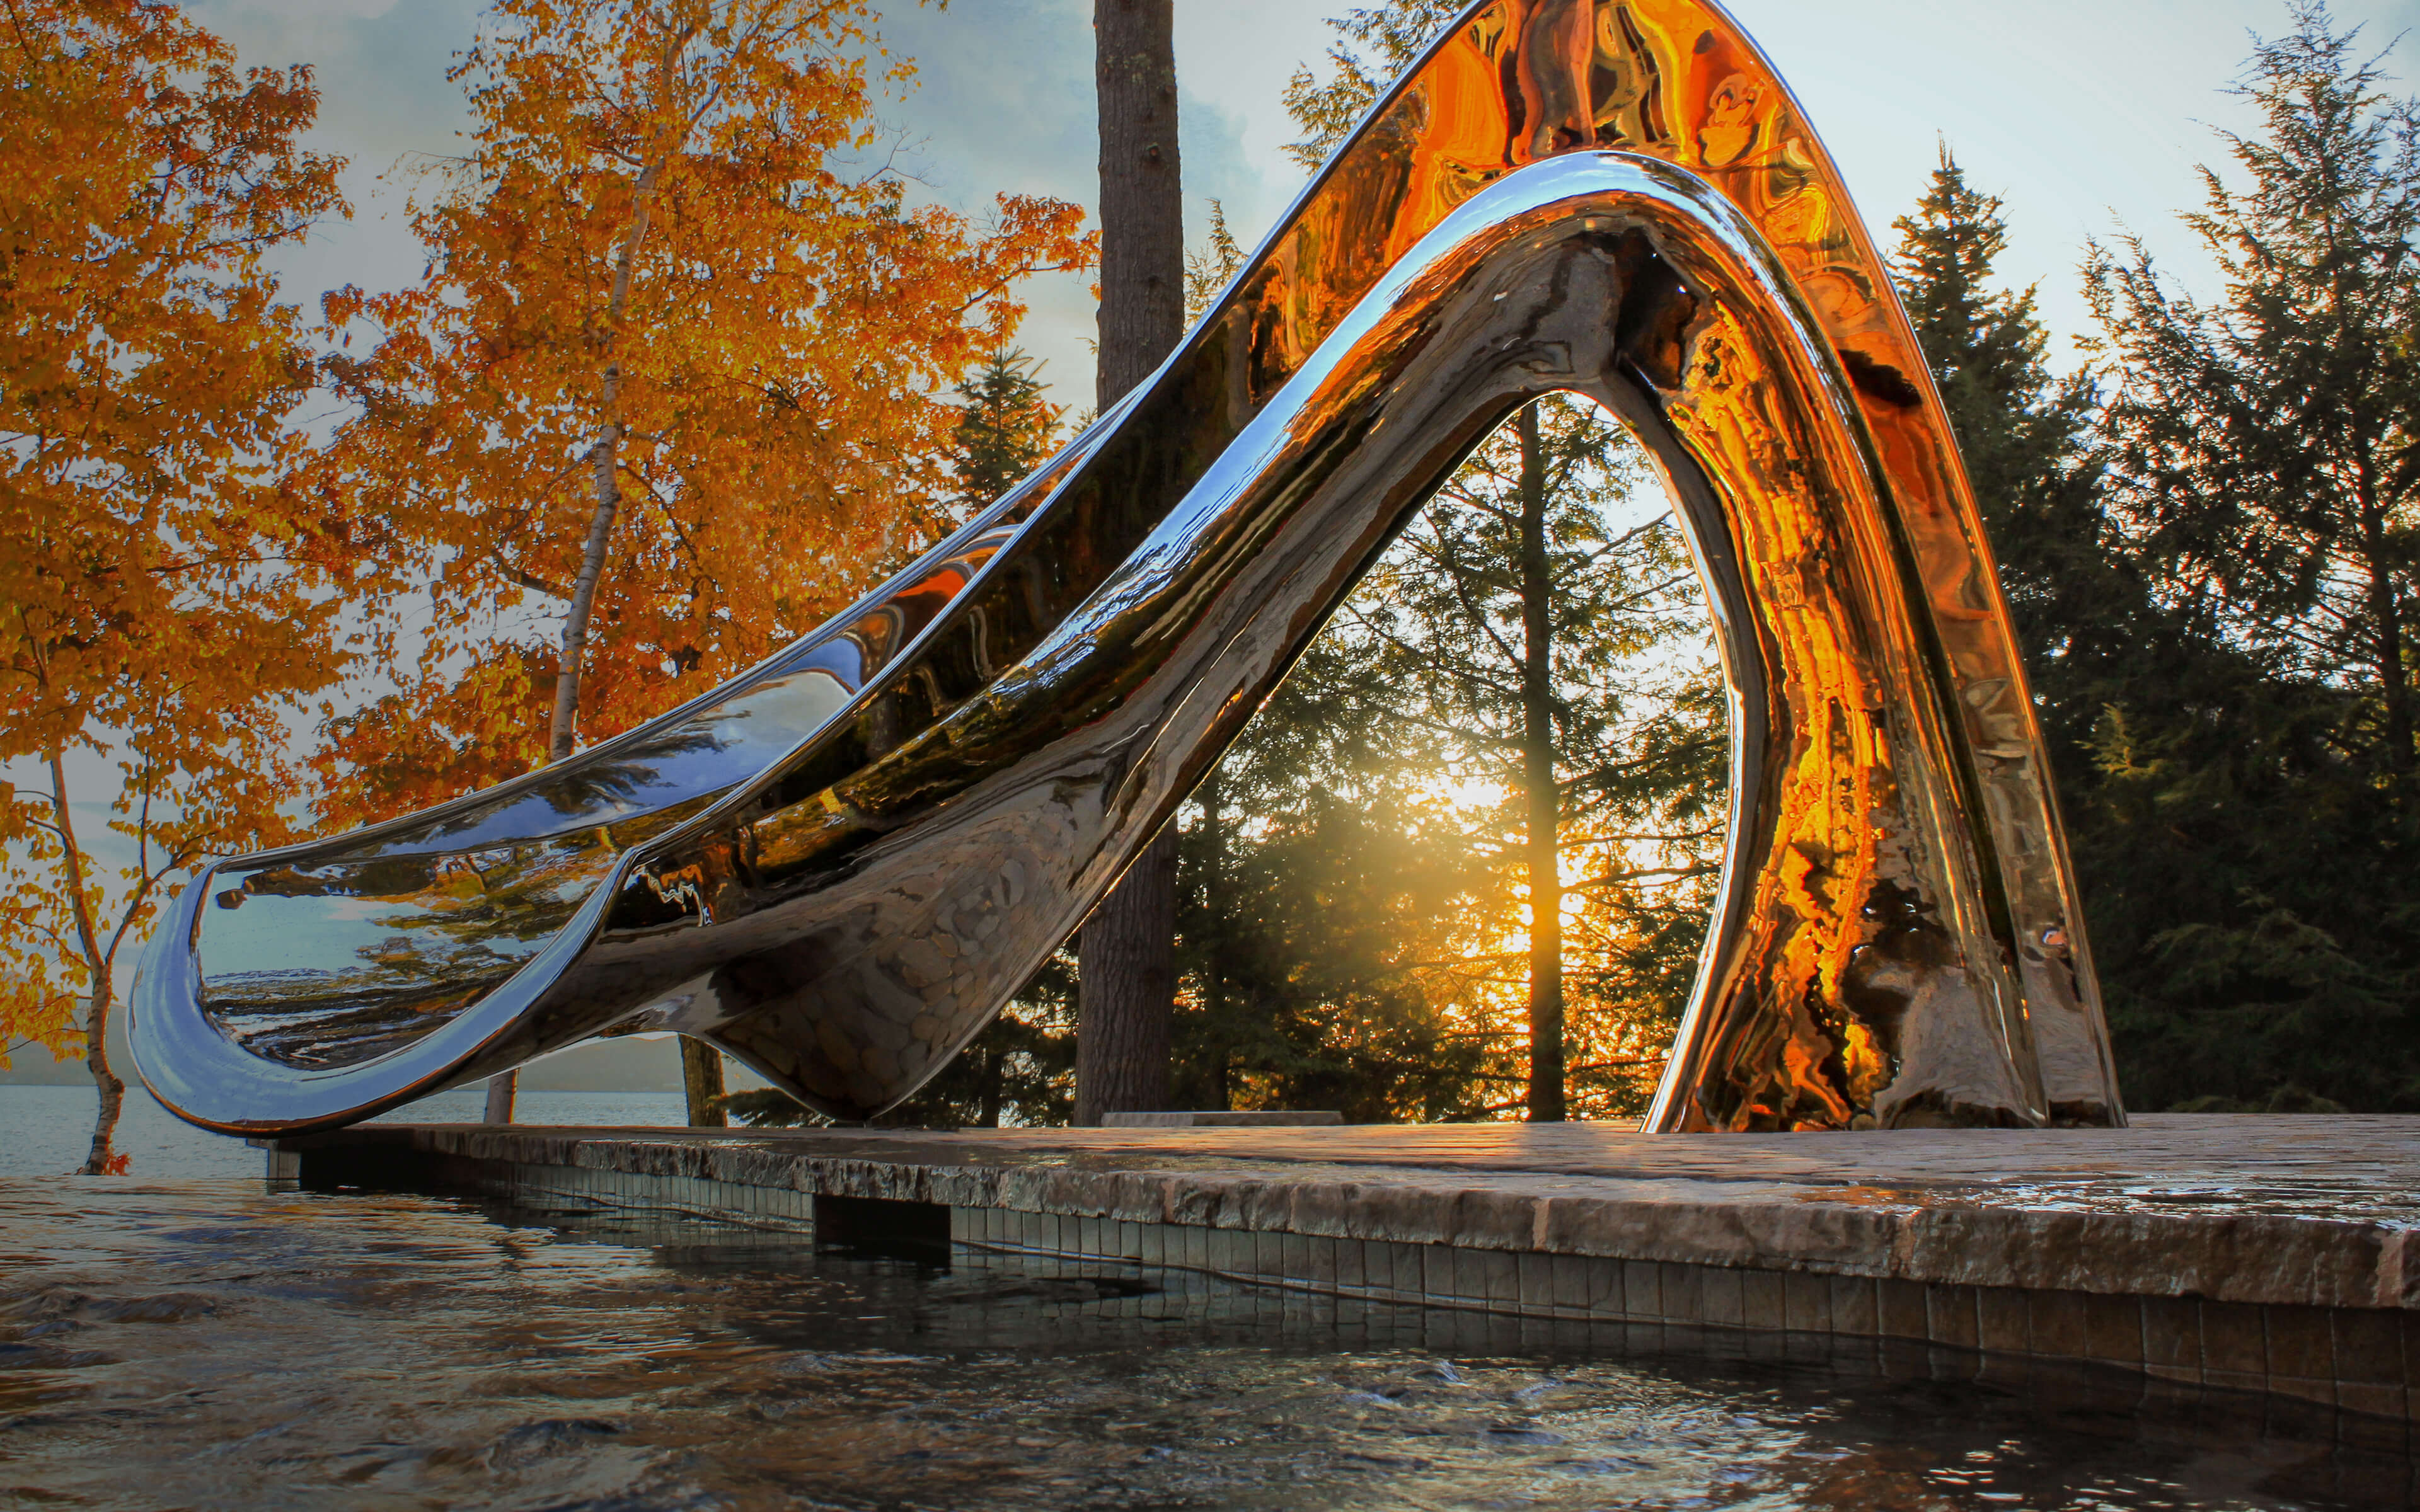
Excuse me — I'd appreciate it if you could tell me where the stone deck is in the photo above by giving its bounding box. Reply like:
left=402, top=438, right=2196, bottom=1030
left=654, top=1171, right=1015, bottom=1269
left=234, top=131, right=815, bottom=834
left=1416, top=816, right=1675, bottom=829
left=274, top=1114, right=2419, bottom=1439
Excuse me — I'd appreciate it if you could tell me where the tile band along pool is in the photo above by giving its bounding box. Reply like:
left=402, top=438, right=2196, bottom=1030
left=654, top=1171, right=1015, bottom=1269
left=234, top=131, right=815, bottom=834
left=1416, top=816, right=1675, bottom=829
left=268, top=1113, right=2419, bottom=1443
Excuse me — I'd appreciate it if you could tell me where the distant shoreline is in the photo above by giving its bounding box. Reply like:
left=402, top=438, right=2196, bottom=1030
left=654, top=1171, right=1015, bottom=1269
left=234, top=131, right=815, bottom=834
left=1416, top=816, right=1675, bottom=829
left=1, top=1025, right=766, bottom=1094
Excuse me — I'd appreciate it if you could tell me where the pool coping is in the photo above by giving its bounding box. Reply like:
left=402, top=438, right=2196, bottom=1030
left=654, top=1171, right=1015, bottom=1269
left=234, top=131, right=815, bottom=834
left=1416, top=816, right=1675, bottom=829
left=269, top=1114, right=2419, bottom=1434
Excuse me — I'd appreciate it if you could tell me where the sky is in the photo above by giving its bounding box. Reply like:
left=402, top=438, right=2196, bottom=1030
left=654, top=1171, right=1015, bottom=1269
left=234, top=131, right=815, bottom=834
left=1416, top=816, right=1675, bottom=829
left=186, top=0, right=2420, bottom=410
left=32, top=0, right=2419, bottom=890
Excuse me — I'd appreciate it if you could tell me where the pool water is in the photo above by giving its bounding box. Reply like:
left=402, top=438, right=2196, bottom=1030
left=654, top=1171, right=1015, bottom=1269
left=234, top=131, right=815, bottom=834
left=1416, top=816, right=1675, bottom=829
left=0, top=1178, right=2407, bottom=1510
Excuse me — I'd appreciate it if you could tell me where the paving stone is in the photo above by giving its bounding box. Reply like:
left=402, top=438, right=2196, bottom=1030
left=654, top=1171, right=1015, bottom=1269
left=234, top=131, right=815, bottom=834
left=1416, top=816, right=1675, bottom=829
left=2334, top=1307, right=2402, bottom=1385
left=1475, top=1249, right=1519, bottom=1312
left=2029, top=1289, right=2089, bottom=1360
left=1976, top=1287, right=2029, bottom=1354
left=1926, top=1285, right=1978, bottom=1349
left=2339, top=1382, right=2407, bottom=1430
left=1829, top=1275, right=1878, bottom=1337
left=2266, top=1303, right=2335, bottom=1380
left=1548, top=1251, right=1587, bottom=1313
left=1516, top=1251, right=1555, bottom=1313
left=1728, top=1269, right=1777, bottom=1331
left=2143, top=1297, right=2201, bottom=1379
left=1623, top=1259, right=1662, bottom=1321
left=1583, top=1254, right=1623, bottom=1317
left=2203, top=1302, right=2267, bottom=1376
left=2083, top=1293, right=2145, bottom=1364
left=1256, top=1228, right=1288, bottom=1279
left=1783, top=1271, right=1832, bottom=1334
left=1878, top=1278, right=1929, bottom=1340
left=1702, top=1266, right=1745, bottom=1330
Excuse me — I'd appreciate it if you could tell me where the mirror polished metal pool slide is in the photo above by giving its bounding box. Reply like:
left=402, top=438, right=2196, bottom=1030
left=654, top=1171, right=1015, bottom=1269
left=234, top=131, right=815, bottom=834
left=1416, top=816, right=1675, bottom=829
left=134, top=0, right=2125, bottom=1135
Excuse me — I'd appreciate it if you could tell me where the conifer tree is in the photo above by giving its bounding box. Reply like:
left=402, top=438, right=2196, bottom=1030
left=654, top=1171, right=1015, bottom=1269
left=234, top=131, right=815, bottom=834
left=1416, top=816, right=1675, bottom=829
left=1170, top=396, right=1720, bottom=1122
left=2075, top=1, right=2420, bottom=1112
left=1279, top=0, right=1464, bottom=171
left=1889, top=121, right=2419, bottom=1114
left=948, top=349, right=1063, bottom=512
left=2087, top=1, right=2419, bottom=774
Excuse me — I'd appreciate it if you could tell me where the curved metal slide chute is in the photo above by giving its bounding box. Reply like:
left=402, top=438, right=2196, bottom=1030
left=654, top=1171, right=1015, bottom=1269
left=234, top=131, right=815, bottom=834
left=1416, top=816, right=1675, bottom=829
left=134, top=0, right=2123, bottom=1135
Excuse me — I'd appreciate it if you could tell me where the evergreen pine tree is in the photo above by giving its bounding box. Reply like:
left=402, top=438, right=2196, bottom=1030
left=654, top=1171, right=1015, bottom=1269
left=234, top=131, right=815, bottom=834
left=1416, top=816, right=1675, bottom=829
left=1280, top=1, right=1466, bottom=171
left=948, top=349, right=1063, bottom=511
left=2088, top=2, right=2420, bottom=774
left=1170, top=399, right=1722, bottom=1122
left=2074, top=2, right=2420, bottom=1112
left=1891, top=121, right=2419, bottom=1113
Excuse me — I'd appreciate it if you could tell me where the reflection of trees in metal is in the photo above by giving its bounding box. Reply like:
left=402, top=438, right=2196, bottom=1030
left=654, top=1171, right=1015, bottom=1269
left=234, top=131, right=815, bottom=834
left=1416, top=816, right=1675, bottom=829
left=178, top=521, right=1022, bottom=1084
left=135, top=0, right=2122, bottom=1135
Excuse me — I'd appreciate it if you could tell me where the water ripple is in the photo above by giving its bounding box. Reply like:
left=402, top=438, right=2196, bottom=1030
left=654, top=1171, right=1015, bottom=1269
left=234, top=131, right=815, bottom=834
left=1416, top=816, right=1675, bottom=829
left=0, top=1177, right=2404, bottom=1510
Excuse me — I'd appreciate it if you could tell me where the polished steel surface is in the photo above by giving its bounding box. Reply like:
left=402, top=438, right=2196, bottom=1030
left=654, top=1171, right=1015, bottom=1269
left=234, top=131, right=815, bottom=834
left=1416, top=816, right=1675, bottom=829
left=133, top=0, right=2123, bottom=1133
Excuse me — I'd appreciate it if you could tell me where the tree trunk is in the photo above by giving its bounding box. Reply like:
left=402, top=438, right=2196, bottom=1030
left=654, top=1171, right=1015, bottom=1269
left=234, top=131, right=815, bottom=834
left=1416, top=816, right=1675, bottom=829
left=1092, top=0, right=1183, bottom=406
left=2354, top=467, right=2412, bottom=772
left=550, top=158, right=666, bottom=765
left=489, top=163, right=671, bottom=1130
left=1514, top=406, right=1567, bottom=1122
left=680, top=1036, right=727, bottom=1128
left=1076, top=835, right=1177, bottom=1123
left=50, top=748, right=124, bottom=1174
left=1076, top=0, right=1184, bottom=1124
left=1198, top=770, right=1231, bottom=1111
left=977, top=1047, right=1004, bottom=1127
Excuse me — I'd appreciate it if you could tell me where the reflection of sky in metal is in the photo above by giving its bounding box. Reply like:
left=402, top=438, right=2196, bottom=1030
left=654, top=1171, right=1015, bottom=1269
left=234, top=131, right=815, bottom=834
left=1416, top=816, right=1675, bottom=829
left=192, top=662, right=861, bottom=1065
left=201, top=894, right=412, bottom=981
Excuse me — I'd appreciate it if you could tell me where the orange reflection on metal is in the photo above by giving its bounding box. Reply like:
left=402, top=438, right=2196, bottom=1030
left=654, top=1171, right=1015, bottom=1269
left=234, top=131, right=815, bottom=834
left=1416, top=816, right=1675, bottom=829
left=1223, top=1, right=2119, bottom=1128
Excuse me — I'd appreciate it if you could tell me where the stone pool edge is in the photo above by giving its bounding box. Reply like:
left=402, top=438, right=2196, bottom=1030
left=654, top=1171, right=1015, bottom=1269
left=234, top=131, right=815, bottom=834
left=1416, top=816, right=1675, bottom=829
left=269, top=1122, right=2416, bottom=1436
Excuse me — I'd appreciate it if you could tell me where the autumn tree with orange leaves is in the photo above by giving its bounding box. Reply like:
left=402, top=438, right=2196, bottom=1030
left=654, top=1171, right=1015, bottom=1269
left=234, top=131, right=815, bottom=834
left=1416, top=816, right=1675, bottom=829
left=0, top=0, right=350, bottom=1172
left=313, top=0, right=1093, bottom=832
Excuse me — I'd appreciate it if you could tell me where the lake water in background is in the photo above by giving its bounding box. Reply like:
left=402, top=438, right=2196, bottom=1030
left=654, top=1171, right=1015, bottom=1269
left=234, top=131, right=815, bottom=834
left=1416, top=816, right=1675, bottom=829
left=0, top=1084, right=692, bottom=1178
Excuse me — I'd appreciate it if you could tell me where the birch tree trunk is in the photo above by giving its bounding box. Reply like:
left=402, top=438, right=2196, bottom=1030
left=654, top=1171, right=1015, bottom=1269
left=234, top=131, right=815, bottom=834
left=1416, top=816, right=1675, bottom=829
left=50, top=748, right=126, bottom=1173
left=493, top=146, right=671, bottom=1127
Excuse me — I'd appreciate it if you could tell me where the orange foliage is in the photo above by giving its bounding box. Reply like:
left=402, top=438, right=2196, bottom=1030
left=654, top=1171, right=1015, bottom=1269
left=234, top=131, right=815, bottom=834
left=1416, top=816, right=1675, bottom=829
left=0, top=0, right=350, bottom=1168
left=313, top=0, right=1095, bottom=822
